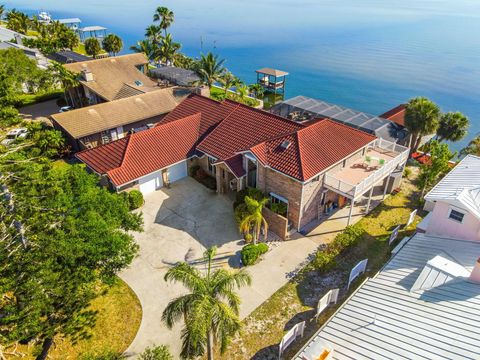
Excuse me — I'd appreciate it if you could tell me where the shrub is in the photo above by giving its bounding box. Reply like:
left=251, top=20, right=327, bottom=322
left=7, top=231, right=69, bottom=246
left=313, top=247, right=338, bottom=273
left=128, top=190, right=144, bottom=210
left=404, top=167, right=412, bottom=179
left=0, top=106, right=22, bottom=127
left=189, top=164, right=200, bottom=177
left=244, top=233, right=253, bottom=243
left=233, top=187, right=265, bottom=209
left=241, top=243, right=269, bottom=266
left=139, top=345, right=173, bottom=360
left=270, top=202, right=287, bottom=217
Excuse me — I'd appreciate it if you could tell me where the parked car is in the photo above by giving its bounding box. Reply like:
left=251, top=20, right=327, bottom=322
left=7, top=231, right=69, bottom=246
left=1, top=128, right=28, bottom=146
left=59, top=106, right=73, bottom=113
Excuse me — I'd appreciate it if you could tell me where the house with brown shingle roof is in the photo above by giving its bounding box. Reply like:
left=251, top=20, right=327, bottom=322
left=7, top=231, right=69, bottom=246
left=63, top=53, right=161, bottom=107
left=77, top=94, right=409, bottom=237
left=52, top=88, right=188, bottom=151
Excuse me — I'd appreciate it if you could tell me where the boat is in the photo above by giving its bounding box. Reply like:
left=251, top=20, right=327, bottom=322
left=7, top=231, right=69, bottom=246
left=38, top=11, right=52, bottom=23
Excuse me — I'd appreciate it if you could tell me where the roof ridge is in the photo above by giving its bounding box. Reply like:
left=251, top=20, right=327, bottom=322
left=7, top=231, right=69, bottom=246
left=295, top=130, right=305, bottom=181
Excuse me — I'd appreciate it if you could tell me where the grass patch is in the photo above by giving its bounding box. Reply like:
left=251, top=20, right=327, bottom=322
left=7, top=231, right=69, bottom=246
left=14, top=90, right=64, bottom=108
left=14, top=278, right=142, bottom=359
left=210, top=86, right=260, bottom=107
left=214, top=170, right=423, bottom=359
left=73, top=43, right=88, bottom=55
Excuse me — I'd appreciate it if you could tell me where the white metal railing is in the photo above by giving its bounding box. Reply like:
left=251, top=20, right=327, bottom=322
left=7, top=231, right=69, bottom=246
left=324, top=139, right=409, bottom=199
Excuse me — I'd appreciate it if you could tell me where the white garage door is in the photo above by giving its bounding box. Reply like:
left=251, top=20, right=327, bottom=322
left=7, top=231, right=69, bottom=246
left=167, top=161, right=188, bottom=183
left=139, top=171, right=163, bottom=194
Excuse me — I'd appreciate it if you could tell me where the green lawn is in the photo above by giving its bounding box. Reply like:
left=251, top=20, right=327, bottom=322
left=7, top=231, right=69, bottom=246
left=15, top=90, right=64, bottom=108
left=214, top=169, right=423, bottom=359
left=14, top=278, right=142, bottom=359
left=210, top=86, right=261, bottom=108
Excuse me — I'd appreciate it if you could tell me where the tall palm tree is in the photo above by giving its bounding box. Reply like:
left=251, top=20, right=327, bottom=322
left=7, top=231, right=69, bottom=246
left=404, top=96, right=440, bottom=154
left=460, top=135, right=480, bottom=157
left=157, top=33, right=181, bottom=65
left=239, top=196, right=269, bottom=244
left=173, top=53, right=196, bottom=70
left=436, top=111, right=469, bottom=143
left=219, top=72, right=239, bottom=95
left=145, top=24, right=163, bottom=45
left=49, top=61, right=80, bottom=107
left=130, top=39, right=157, bottom=62
left=235, top=84, right=249, bottom=103
left=153, top=6, right=174, bottom=36
left=194, top=52, right=226, bottom=88
left=162, top=247, right=251, bottom=360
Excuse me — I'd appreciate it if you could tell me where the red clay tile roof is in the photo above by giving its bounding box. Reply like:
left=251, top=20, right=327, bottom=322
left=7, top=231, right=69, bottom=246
left=76, top=137, right=129, bottom=174
left=159, top=94, right=238, bottom=139
left=77, top=113, right=201, bottom=186
left=197, top=103, right=303, bottom=160
left=251, top=119, right=376, bottom=181
left=380, top=104, right=406, bottom=127
left=221, top=154, right=246, bottom=178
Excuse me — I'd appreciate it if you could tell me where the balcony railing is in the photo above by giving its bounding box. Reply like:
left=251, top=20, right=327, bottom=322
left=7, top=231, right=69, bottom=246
left=324, top=139, right=409, bottom=200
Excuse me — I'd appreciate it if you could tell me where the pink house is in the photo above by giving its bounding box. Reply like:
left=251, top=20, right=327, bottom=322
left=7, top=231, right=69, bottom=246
left=419, top=155, right=480, bottom=241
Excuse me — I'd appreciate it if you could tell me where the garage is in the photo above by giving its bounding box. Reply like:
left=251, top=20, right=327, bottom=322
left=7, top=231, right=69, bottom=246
left=166, top=161, right=188, bottom=183
left=139, top=171, right=163, bottom=194
left=138, top=161, right=188, bottom=195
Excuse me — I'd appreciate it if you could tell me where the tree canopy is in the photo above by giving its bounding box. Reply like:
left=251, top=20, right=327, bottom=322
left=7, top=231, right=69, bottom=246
left=153, top=7, right=174, bottom=36
left=417, top=140, right=454, bottom=196
left=404, top=97, right=441, bottom=153
left=436, top=111, right=469, bottom=142
left=194, top=52, right=226, bottom=88
left=84, top=37, right=102, bottom=58
left=460, top=135, right=480, bottom=157
left=102, top=33, right=123, bottom=56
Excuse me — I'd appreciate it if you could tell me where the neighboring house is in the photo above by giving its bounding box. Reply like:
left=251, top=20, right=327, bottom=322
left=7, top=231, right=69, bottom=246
left=51, top=88, right=186, bottom=151
left=57, top=18, right=82, bottom=31
left=63, top=53, right=160, bottom=107
left=418, top=155, right=480, bottom=241
left=0, top=41, right=49, bottom=69
left=150, top=66, right=201, bottom=87
left=0, top=27, right=25, bottom=43
left=294, top=232, right=480, bottom=360
left=271, top=96, right=409, bottom=144
left=48, top=50, right=91, bottom=64
left=77, top=94, right=408, bottom=236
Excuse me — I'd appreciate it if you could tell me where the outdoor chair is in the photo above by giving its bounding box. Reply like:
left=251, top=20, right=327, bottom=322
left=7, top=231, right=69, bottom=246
left=378, top=158, right=386, bottom=167
left=363, top=156, right=372, bottom=168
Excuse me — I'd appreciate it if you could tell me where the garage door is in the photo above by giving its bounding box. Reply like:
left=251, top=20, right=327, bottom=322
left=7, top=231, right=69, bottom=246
left=167, top=161, right=188, bottom=183
left=139, top=171, right=163, bottom=194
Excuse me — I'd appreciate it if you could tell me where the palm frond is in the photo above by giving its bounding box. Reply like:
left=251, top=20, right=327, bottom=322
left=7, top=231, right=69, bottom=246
left=164, top=262, right=206, bottom=293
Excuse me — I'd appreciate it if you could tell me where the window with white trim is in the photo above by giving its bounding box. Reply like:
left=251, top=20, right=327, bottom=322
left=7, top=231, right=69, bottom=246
left=448, top=209, right=465, bottom=223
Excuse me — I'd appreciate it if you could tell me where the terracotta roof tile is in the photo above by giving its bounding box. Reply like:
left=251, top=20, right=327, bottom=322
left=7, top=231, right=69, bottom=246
left=222, top=154, right=246, bottom=178
left=251, top=119, right=375, bottom=181
left=76, top=137, right=129, bottom=174
left=380, top=104, right=406, bottom=126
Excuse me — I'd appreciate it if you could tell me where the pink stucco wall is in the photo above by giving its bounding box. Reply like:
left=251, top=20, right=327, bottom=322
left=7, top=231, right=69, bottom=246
left=426, top=201, right=480, bottom=241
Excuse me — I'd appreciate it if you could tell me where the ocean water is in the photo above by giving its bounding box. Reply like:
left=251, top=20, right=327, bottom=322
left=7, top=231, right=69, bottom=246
left=7, top=0, right=480, bottom=150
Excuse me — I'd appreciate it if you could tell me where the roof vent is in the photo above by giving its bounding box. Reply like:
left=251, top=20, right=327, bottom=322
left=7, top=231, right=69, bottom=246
left=134, top=80, right=144, bottom=87
left=280, top=140, right=291, bottom=150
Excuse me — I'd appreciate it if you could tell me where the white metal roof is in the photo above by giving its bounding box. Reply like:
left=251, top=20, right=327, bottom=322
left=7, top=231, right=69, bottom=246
left=425, top=155, right=480, bottom=218
left=295, top=233, right=480, bottom=360
left=57, top=18, right=81, bottom=24
left=80, top=26, right=107, bottom=32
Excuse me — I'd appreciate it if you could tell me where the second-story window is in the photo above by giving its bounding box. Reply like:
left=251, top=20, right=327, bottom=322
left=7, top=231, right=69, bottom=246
left=448, top=209, right=465, bottom=223
left=207, top=156, right=216, bottom=175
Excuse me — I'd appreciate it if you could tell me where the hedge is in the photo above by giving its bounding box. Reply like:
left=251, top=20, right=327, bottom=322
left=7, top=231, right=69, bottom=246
left=128, top=190, right=144, bottom=210
left=241, top=243, right=269, bottom=266
left=313, top=225, right=365, bottom=273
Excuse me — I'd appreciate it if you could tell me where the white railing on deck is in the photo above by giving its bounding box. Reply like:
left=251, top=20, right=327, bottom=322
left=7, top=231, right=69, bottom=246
left=324, top=139, right=409, bottom=199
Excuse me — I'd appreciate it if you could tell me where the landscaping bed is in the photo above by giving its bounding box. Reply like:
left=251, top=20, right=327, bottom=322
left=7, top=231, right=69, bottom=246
left=13, top=278, right=142, bottom=359
left=213, top=172, right=423, bottom=359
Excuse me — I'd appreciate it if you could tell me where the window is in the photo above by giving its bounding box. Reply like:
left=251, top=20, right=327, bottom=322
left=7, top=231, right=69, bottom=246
left=269, top=193, right=288, bottom=217
left=207, top=156, right=216, bottom=175
left=448, top=209, right=465, bottom=223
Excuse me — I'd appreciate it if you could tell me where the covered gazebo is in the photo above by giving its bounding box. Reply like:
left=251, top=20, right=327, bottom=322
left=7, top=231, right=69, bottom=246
left=255, top=67, right=288, bottom=94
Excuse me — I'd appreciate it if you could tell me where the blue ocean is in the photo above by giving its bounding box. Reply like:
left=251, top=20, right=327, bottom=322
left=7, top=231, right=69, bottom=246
left=7, top=0, right=480, bottom=150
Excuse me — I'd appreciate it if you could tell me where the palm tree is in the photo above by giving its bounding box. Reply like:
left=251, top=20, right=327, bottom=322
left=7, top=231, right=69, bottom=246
left=194, top=52, right=226, bottom=88
left=6, top=9, right=30, bottom=34
left=248, top=84, right=264, bottom=99
left=173, top=53, right=196, bottom=70
left=102, top=33, right=123, bottom=56
left=49, top=61, right=80, bottom=107
left=404, top=96, right=440, bottom=154
left=153, top=6, right=174, bottom=36
left=219, top=72, right=239, bottom=96
left=162, top=247, right=251, bottom=360
left=130, top=39, right=157, bottom=63
left=157, top=33, right=181, bottom=65
left=235, top=84, right=249, bottom=103
left=239, top=196, right=269, bottom=244
left=436, top=111, right=469, bottom=143
left=145, top=24, right=163, bottom=45
left=84, top=37, right=102, bottom=58
left=460, top=135, right=480, bottom=157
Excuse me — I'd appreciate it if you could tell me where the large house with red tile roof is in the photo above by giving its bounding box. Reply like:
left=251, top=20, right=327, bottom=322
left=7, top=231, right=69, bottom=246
left=77, top=94, right=409, bottom=237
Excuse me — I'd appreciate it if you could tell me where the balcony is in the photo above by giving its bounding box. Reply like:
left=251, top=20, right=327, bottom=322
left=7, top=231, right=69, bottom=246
left=324, top=139, right=409, bottom=200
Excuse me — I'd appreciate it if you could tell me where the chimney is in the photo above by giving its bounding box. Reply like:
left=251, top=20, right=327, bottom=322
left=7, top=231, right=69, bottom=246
left=82, top=68, right=94, bottom=82
left=469, top=258, right=480, bottom=284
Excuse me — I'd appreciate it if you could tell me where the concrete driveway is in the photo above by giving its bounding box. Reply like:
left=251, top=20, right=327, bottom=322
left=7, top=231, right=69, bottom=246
left=19, top=99, right=59, bottom=124
left=121, top=177, right=321, bottom=358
